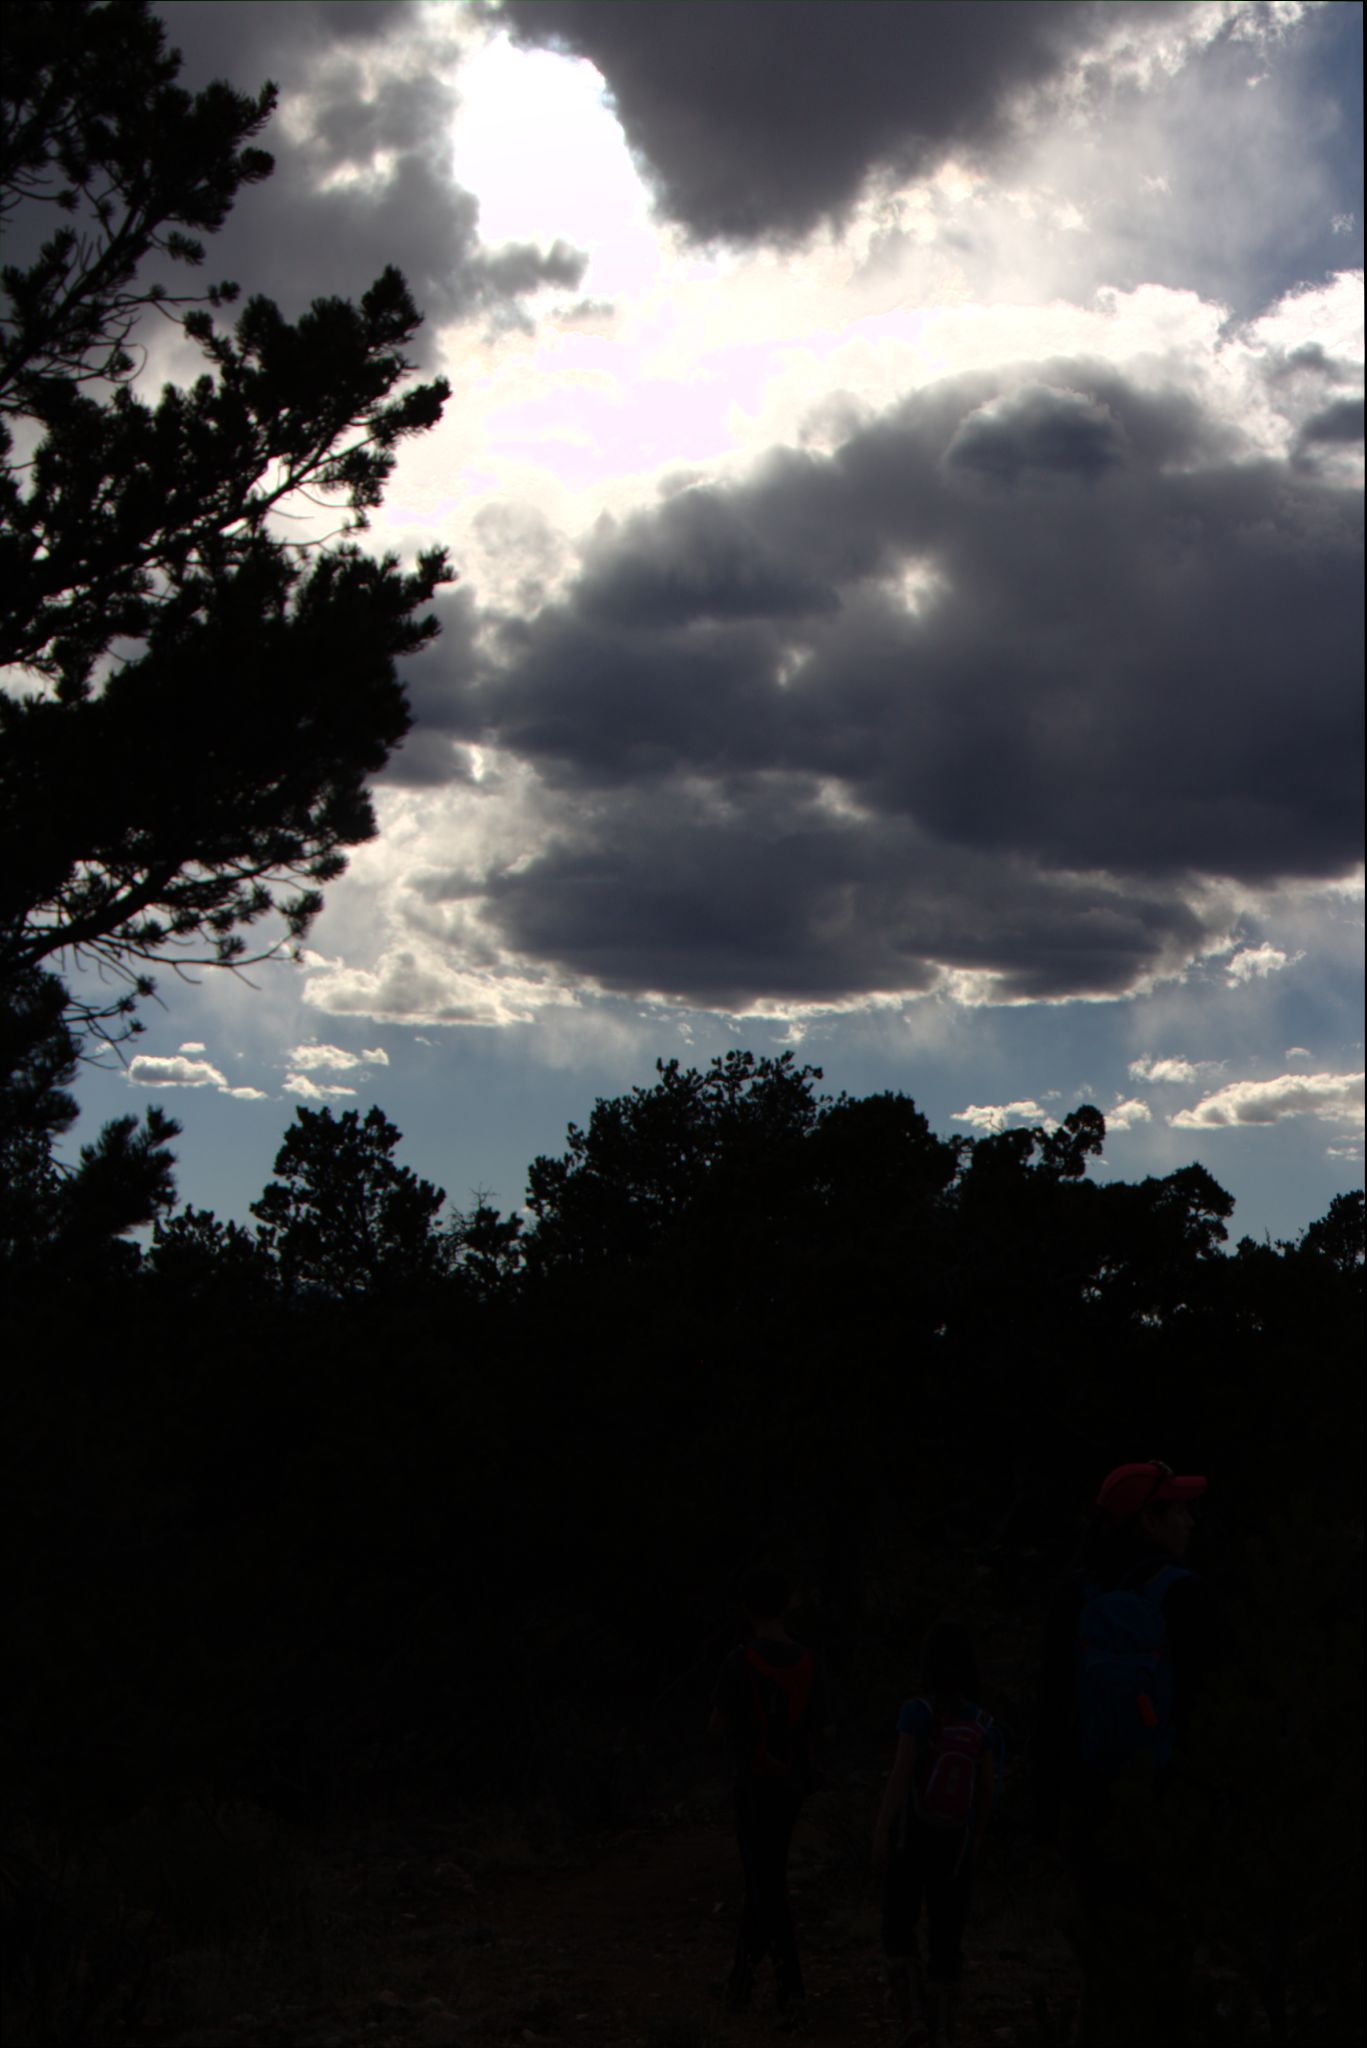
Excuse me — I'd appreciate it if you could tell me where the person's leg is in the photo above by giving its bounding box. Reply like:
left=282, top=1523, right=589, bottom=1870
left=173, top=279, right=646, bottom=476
left=884, top=1825, right=930, bottom=2044
left=765, top=1783, right=806, bottom=2011
left=917, top=1829, right=975, bottom=2045
left=728, top=1778, right=767, bottom=2007
left=881, top=1837, right=916, bottom=2032
left=1061, top=1787, right=1116, bottom=2048
left=919, top=1834, right=945, bottom=2047
left=1071, top=1775, right=1194, bottom=2048
left=1105, top=1791, right=1198, bottom=2048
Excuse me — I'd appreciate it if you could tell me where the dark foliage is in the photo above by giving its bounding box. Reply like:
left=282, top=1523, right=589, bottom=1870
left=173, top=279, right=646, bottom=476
left=252, top=1103, right=450, bottom=1300
left=3, top=1052, right=1362, bottom=2039
left=0, top=0, right=453, bottom=1045
left=0, top=964, right=179, bottom=1276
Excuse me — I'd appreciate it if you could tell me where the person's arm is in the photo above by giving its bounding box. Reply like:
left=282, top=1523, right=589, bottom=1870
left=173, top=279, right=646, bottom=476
left=1163, top=1573, right=1222, bottom=1756
left=808, top=1652, right=837, bottom=1774
left=873, top=1731, right=917, bottom=1876
left=968, top=1735, right=997, bottom=1864
left=707, top=1647, right=744, bottom=1748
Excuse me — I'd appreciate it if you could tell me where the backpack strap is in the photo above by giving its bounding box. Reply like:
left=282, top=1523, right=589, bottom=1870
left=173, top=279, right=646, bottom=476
left=1140, top=1564, right=1193, bottom=1609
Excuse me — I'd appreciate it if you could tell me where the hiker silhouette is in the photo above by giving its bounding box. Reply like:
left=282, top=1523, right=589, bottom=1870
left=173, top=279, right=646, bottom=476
left=708, top=1564, right=832, bottom=2027
left=873, top=1618, right=1003, bottom=2048
left=1034, top=1459, right=1223, bottom=2048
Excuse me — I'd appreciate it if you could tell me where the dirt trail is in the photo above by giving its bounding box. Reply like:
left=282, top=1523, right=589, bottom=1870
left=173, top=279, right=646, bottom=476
left=422, top=1809, right=881, bottom=2045
left=262, top=1789, right=1083, bottom=2048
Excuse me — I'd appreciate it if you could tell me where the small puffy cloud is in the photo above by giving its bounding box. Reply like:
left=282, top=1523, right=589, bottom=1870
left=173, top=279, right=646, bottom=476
left=1171, top=1071, right=1365, bottom=1130
left=283, top=1073, right=360, bottom=1101
left=1285, top=1045, right=1313, bottom=1060
left=130, top=1052, right=270, bottom=1102
left=286, top=1043, right=391, bottom=1072
left=1226, top=942, right=1296, bottom=983
left=178, top=1041, right=207, bottom=1054
left=952, top=1099, right=1059, bottom=1134
left=1128, top=1055, right=1200, bottom=1084
left=1106, top=1097, right=1153, bottom=1131
left=129, top=1055, right=229, bottom=1090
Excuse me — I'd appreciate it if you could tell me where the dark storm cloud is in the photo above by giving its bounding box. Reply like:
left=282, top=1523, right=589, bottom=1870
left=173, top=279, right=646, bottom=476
left=475, top=781, right=1211, bottom=1009
left=1271, top=344, right=1363, bottom=385
left=494, top=1, right=1357, bottom=319
left=1300, top=397, right=1367, bottom=446
left=157, top=2, right=584, bottom=339
left=577, top=485, right=845, bottom=628
left=384, top=590, right=487, bottom=789
left=423, top=362, right=1362, bottom=1010
left=942, top=385, right=1130, bottom=487
left=490, top=0, right=1171, bottom=247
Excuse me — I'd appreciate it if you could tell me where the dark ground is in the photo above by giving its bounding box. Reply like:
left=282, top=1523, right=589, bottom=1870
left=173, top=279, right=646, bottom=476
left=85, top=1765, right=1277, bottom=2048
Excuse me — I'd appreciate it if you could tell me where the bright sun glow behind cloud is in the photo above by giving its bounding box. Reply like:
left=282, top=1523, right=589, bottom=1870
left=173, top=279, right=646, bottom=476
left=378, top=11, right=1364, bottom=585
left=445, top=28, right=656, bottom=295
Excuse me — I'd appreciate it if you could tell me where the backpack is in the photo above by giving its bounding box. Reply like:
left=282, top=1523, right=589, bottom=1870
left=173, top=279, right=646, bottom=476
left=744, top=1643, right=815, bottom=1781
left=1074, top=1564, right=1192, bottom=1780
left=908, top=1697, right=994, bottom=1831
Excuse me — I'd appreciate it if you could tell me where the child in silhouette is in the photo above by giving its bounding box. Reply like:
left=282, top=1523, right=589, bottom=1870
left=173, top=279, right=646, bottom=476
left=874, top=1620, right=1002, bottom=2048
left=1034, top=1461, right=1216, bottom=2048
left=708, top=1565, right=832, bottom=2029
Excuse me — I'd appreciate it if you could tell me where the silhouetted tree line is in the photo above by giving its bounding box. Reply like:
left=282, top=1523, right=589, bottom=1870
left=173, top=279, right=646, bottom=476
left=4, top=1035, right=1362, bottom=1811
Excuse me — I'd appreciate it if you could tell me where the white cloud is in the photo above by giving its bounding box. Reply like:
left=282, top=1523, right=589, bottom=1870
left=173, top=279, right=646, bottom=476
left=129, top=1055, right=229, bottom=1090
left=1171, top=1071, right=1364, bottom=1130
left=283, top=1073, right=359, bottom=1101
left=129, top=1052, right=271, bottom=1102
left=1226, top=942, right=1298, bottom=983
left=1128, top=1055, right=1201, bottom=1083
left=302, top=943, right=581, bottom=1029
left=1285, top=1045, right=1313, bottom=1060
left=951, top=1098, right=1059, bottom=1134
left=1107, top=1097, right=1153, bottom=1131
left=286, top=1042, right=391, bottom=1072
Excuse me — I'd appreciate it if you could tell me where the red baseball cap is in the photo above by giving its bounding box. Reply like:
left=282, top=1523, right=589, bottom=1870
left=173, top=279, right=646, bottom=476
left=1096, top=1461, right=1207, bottom=1524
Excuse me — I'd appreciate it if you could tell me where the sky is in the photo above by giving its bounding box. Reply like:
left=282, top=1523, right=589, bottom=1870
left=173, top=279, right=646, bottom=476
left=60, top=0, right=1364, bottom=1244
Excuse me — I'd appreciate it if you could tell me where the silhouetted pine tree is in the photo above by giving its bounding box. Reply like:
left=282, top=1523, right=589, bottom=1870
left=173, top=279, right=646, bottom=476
left=1, top=0, right=452, bottom=1050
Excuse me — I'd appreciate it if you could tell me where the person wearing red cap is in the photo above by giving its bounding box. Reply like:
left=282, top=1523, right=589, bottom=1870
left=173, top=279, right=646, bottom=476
left=1034, top=1461, right=1211, bottom=1813
left=1095, top=1460, right=1208, bottom=1530
left=1033, top=1460, right=1217, bottom=2048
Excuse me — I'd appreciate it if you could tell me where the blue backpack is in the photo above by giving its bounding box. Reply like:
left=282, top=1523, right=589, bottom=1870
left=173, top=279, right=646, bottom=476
left=1075, top=1564, right=1192, bottom=1779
